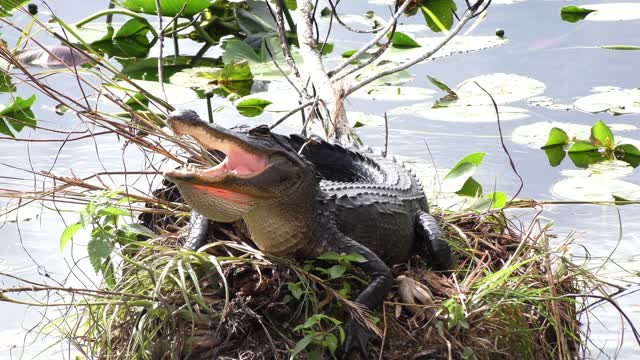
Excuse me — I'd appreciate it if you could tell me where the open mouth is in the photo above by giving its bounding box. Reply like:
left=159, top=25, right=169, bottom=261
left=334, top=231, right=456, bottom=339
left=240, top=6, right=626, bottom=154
left=163, top=111, right=270, bottom=183
left=166, top=147, right=269, bottom=182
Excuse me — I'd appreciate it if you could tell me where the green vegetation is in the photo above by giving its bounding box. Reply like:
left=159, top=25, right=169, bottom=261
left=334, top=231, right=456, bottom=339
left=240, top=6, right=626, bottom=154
left=541, top=120, right=640, bottom=169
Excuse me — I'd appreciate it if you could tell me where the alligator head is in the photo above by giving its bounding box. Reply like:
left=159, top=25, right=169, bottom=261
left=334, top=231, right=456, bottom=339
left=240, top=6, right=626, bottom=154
left=164, top=110, right=318, bottom=255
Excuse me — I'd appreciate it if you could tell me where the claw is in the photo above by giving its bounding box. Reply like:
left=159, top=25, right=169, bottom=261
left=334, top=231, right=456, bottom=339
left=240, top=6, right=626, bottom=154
left=342, top=318, right=372, bottom=359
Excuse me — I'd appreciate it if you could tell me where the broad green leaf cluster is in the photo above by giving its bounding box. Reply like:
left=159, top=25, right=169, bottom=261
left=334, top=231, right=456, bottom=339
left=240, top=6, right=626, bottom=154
left=541, top=120, right=640, bottom=168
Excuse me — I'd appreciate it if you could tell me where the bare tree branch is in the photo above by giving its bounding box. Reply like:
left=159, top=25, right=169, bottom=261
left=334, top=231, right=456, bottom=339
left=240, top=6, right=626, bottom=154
left=296, top=0, right=351, bottom=142
left=328, top=0, right=384, bottom=34
left=270, top=0, right=302, bottom=80
left=329, top=0, right=412, bottom=78
left=345, top=7, right=479, bottom=97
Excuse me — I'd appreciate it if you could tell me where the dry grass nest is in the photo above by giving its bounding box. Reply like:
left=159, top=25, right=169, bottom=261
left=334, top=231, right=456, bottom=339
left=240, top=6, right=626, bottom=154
left=58, top=197, right=605, bottom=360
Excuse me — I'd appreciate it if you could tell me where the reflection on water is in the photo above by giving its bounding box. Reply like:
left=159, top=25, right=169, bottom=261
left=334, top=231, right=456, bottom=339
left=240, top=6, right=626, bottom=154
left=1, top=0, right=640, bottom=358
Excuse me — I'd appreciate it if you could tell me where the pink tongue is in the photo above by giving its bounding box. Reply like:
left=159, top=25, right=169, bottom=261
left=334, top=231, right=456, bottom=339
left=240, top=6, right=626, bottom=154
left=225, top=149, right=267, bottom=175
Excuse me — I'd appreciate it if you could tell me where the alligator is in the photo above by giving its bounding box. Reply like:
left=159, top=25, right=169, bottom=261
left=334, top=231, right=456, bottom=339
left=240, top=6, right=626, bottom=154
left=163, top=109, right=452, bottom=357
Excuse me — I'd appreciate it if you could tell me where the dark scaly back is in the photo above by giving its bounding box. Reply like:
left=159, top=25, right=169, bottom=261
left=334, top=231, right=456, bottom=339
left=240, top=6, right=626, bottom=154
left=286, top=134, right=428, bottom=264
left=286, top=134, right=426, bottom=204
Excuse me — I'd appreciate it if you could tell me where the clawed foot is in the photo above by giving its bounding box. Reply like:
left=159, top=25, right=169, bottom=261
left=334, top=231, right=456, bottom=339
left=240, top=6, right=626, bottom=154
left=342, top=318, right=372, bottom=359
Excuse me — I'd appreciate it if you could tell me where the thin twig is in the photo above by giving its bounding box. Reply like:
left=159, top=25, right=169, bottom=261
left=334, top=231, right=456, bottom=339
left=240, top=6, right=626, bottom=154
left=330, top=0, right=412, bottom=78
left=474, top=81, right=523, bottom=201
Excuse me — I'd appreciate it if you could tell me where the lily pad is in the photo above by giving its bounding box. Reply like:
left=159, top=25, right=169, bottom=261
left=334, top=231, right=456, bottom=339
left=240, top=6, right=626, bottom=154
left=244, top=81, right=300, bottom=113
left=236, top=0, right=277, bottom=34
left=222, top=37, right=303, bottom=80
left=389, top=104, right=529, bottom=122
left=581, top=3, right=640, bottom=22
left=350, top=85, right=435, bottom=102
left=451, top=73, right=546, bottom=106
left=574, top=88, right=640, bottom=115
left=319, top=13, right=386, bottom=30
left=380, top=36, right=507, bottom=64
left=552, top=176, right=640, bottom=202
left=170, top=62, right=253, bottom=96
left=347, top=60, right=414, bottom=86
left=527, top=96, right=573, bottom=111
left=348, top=112, right=386, bottom=128
left=106, top=80, right=197, bottom=110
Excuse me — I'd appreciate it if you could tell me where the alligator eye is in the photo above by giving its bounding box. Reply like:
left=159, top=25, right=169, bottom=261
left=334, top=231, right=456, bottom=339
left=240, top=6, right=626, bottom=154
left=249, top=125, right=271, bottom=137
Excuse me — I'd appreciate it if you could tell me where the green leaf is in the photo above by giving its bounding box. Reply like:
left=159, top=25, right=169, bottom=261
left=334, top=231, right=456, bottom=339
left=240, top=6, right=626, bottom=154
left=0, top=0, right=28, bottom=17
left=456, top=177, right=482, bottom=197
left=0, top=95, right=36, bottom=137
left=600, top=45, right=640, bottom=51
left=590, top=120, right=615, bottom=148
left=560, top=6, right=596, bottom=23
left=443, top=153, right=485, bottom=193
left=613, top=195, right=632, bottom=204
left=472, top=192, right=507, bottom=211
left=444, top=153, right=485, bottom=179
left=341, top=253, right=366, bottom=263
left=328, top=264, right=347, bottom=279
left=93, top=37, right=151, bottom=58
left=541, top=127, right=569, bottom=149
left=285, top=0, right=297, bottom=10
left=288, top=282, right=304, bottom=300
left=114, top=18, right=151, bottom=39
left=544, top=146, right=566, bottom=167
left=125, top=92, right=150, bottom=111
left=87, top=237, right=113, bottom=273
left=236, top=98, right=271, bottom=117
left=319, top=42, right=334, bottom=55
left=221, top=37, right=301, bottom=80
left=449, top=152, right=485, bottom=169
left=0, top=71, right=15, bottom=93
left=442, top=162, right=476, bottom=193
left=342, top=50, right=357, bottom=58
left=567, top=150, right=604, bottom=168
left=123, top=223, right=157, bottom=238
left=55, top=104, right=69, bottom=115
left=389, top=32, right=421, bottom=49
left=568, top=140, right=598, bottom=153
left=427, top=75, right=457, bottom=97
left=121, top=56, right=220, bottom=81
left=291, top=334, right=315, bottom=359
left=324, top=334, right=339, bottom=354
left=236, top=0, right=277, bottom=34
left=97, top=207, right=131, bottom=217
left=419, top=0, right=456, bottom=33
left=320, top=7, right=331, bottom=17
left=614, top=144, right=640, bottom=168
left=120, top=0, right=212, bottom=17
left=171, top=61, right=253, bottom=96
left=60, top=223, right=83, bottom=251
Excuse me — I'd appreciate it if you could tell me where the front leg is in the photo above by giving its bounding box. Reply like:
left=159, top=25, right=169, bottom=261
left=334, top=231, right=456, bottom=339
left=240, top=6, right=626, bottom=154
left=183, top=211, right=209, bottom=250
left=415, top=210, right=452, bottom=270
left=327, top=233, right=393, bottom=357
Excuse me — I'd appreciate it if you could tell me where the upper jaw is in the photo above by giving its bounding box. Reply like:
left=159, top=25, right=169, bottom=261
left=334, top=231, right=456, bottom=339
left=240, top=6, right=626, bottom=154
left=167, top=109, right=254, bottom=154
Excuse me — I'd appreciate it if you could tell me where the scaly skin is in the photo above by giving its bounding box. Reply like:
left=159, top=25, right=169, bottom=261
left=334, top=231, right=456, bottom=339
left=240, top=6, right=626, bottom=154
left=163, top=110, right=452, bottom=357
